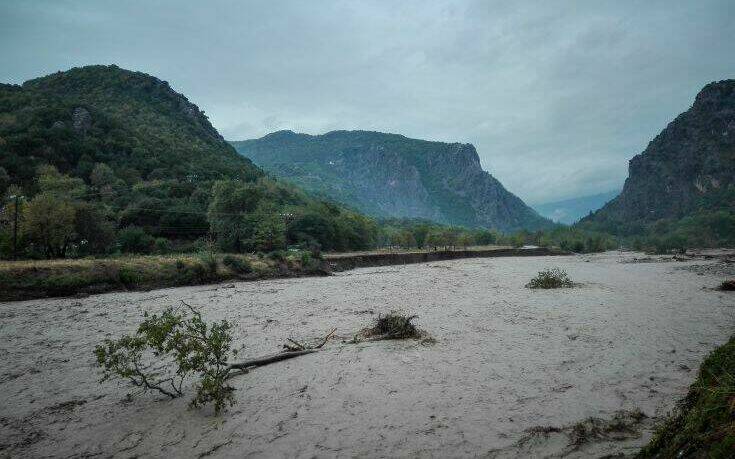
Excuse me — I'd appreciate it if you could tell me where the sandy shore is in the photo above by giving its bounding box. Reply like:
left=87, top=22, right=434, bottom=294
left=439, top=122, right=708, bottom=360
left=1, top=251, right=733, bottom=458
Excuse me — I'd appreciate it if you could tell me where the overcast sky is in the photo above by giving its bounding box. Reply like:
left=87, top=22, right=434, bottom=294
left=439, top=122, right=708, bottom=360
left=1, top=1, right=734, bottom=203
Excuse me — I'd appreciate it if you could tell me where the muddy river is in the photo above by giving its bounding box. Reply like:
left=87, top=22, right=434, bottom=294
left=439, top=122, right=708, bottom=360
left=1, top=251, right=733, bottom=458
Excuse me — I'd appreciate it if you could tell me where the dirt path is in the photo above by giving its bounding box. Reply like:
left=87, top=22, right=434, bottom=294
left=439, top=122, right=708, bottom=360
left=1, top=252, right=733, bottom=458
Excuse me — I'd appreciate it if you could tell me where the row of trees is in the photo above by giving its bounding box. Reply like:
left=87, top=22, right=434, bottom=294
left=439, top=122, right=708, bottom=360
left=0, top=165, right=628, bottom=261
left=0, top=164, right=383, bottom=259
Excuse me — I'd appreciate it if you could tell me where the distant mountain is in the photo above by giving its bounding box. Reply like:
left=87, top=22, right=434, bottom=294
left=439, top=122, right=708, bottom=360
left=533, top=190, right=619, bottom=225
left=584, top=80, right=735, bottom=229
left=231, top=130, right=551, bottom=232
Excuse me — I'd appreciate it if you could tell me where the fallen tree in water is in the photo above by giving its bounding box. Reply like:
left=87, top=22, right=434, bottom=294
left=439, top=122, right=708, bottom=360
left=95, top=301, right=332, bottom=413
left=95, top=304, right=427, bottom=413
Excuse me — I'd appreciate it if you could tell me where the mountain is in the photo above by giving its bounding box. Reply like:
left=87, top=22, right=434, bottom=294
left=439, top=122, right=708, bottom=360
left=534, top=190, right=619, bottom=225
left=231, top=130, right=551, bottom=232
left=0, top=65, right=381, bottom=255
left=1, top=64, right=261, bottom=187
left=584, top=80, right=735, bottom=230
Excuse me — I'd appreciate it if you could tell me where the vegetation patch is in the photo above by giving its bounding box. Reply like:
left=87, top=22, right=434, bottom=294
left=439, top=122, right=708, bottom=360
left=222, top=254, right=252, bottom=275
left=0, top=251, right=329, bottom=301
left=639, top=335, right=735, bottom=458
left=95, top=302, right=237, bottom=414
left=526, top=268, right=574, bottom=289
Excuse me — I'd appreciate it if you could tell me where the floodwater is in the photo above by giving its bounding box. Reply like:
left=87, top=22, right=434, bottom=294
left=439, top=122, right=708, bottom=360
left=1, top=251, right=733, bottom=458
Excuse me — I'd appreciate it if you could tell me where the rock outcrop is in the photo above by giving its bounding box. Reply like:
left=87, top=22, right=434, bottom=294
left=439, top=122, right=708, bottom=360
left=585, top=80, right=735, bottom=225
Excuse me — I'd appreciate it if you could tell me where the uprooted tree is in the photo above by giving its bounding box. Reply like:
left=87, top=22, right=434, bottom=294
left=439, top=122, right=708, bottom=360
left=95, top=304, right=426, bottom=413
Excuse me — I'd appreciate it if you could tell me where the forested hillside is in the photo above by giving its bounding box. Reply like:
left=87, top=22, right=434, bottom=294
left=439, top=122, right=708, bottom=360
left=0, top=65, right=379, bottom=258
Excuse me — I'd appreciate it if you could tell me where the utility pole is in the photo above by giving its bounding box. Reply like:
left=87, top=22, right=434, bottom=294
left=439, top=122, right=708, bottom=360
left=11, top=194, right=19, bottom=260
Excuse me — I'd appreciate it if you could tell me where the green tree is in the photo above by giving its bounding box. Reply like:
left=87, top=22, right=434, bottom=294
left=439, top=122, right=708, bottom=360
left=250, top=204, right=286, bottom=252
left=36, top=165, right=86, bottom=198
left=412, top=224, right=430, bottom=249
left=90, top=163, right=117, bottom=188
left=425, top=230, right=443, bottom=251
left=474, top=229, right=497, bottom=245
left=118, top=226, right=155, bottom=254
left=74, top=202, right=116, bottom=255
left=207, top=181, right=263, bottom=252
left=398, top=229, right=416, bottom=249
left=457, top=233, right=474, bottom=249
left=23, top=193, right=76, bottom=258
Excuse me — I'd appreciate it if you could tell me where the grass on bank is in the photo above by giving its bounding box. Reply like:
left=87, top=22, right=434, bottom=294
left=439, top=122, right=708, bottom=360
left=638, top=335, right=735, bottom=458
left=0, top=250, right=326, bottom=301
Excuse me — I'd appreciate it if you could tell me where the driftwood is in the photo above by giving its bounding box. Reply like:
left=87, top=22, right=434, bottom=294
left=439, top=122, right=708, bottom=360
left=227, top=349, right=317, bottom=372
left=226, top=328, right=337, bottom=377
left=284, top=327, right=337, bottom=351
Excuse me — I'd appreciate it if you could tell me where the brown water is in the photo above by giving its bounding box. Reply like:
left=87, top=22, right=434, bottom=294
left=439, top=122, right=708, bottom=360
left=1, top=251, right=733, bottom=458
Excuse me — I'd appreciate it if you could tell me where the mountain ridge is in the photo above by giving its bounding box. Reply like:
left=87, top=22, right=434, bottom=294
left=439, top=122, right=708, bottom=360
left=231, top=130, right=552, bottom=232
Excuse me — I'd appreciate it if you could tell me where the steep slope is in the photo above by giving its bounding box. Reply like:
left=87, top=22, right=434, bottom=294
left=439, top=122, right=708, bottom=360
left=585, top=80, right=735, bottom=229
left=232, top=130, right=551, bottom=232
left=534, top=190, right=619, bottom=225
left=1, top=64, right=260, bottom=186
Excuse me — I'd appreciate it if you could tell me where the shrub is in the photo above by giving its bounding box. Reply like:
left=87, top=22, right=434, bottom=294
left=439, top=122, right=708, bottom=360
left=175, top=258, right=187, bottom=271
left=266, top=250, right=287, bottom=261
left=196, top=239, right=219, bottom=274
left=526, top=268, right=574, bottom=289
left=118, top=266, right=140, bottom=286
left=153, top=237, right=172, bottom=254
left=222, top=255, right=252, bottom=274
left=190, top=260, right=212, bottom=282
left=118, top=226, right=154, bottom=254
left=299, top=251, right=322, bottom=271
left=94, top=303, right=236, bottom=414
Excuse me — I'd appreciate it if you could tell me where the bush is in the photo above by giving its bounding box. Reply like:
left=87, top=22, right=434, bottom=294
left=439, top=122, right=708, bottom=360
left=153, top=237, right=173, bottom=254
left=118, top=226, right=155, bottom=254
left=266, top=250, right=287, bottom=261
left=222, top=255, right=252, bottom=274
left=196, top=239, right=219, bottom=274
left=94, top=303, right=236, bottom=414
left=118, top=266, right=140, bottom=286
left=526, top=268, right=574, bottom=289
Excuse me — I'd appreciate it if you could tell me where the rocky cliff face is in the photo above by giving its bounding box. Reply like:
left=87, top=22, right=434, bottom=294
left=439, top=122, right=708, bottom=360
left=586, top=80, right=735, bottom=225
left=232, top=130, right=551, bottom=232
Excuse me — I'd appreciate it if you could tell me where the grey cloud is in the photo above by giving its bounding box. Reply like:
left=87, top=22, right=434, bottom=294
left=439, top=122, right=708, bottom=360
left=1, top=0, right=733, bottom=203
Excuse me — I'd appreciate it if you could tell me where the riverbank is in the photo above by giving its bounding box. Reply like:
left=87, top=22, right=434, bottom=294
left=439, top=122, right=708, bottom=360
left=0, top=246, right=566, bottom=302
left=0, top=252, right=328, bottom=302
left=638, top=334, right=735, bottom=457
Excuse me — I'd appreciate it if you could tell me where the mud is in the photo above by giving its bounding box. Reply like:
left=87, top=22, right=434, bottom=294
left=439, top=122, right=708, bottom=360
left=1, top=251, right=733, bottom=458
